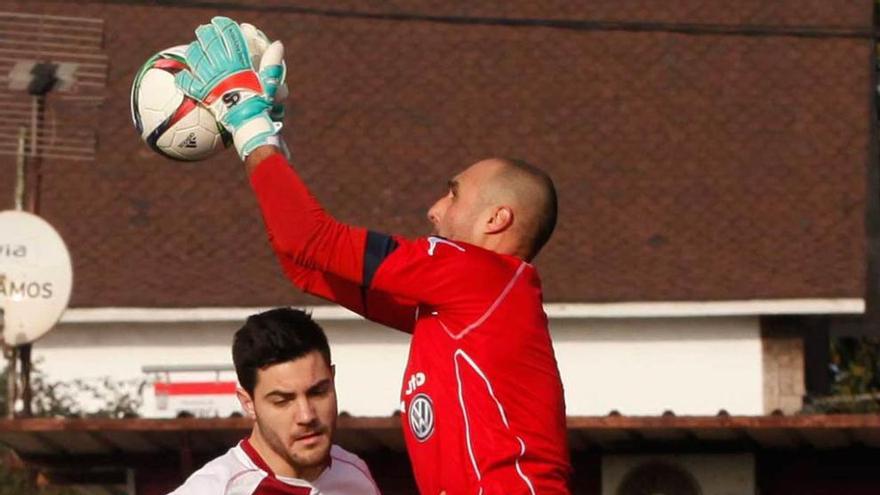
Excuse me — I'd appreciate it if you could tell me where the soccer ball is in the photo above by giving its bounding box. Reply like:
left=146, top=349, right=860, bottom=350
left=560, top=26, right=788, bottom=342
left=130, top=45, right=230, bottom=161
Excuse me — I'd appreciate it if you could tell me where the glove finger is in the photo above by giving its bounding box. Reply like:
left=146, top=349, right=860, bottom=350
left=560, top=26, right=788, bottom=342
left=259, top=40, right=285, bottom=73
left=212, top=16, right=250, bottom=67
left=194, top=23, right=221, bottom=68
left=183, top=42, right=209, bottom=84
left=241, top=23, right=270, bottom=47
left=241, top=23, right=270, bottom=69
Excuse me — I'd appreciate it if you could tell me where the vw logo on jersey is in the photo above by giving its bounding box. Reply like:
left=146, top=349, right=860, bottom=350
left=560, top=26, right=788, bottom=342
left=409, top=393, right=435, bottom=442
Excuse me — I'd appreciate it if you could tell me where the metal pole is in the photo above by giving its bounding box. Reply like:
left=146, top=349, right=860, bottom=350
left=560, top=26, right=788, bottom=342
left=0, top=308, right=10, bottom=419
left=30, top=95, right=37, bottom=155
left=19, top=344, right=31, bottom=417
left=4, top=126, right=29, bottom=418
left=26, top=94, right=42, bottom=214
left=5, top=345, right=16, bottom=419
left=14, top=127, right=26, bottom=211
left=16, top=94, right=45, bottom=417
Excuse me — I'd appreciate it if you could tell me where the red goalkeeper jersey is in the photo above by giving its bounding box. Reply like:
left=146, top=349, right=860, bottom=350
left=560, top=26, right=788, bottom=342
left=250, top=153, right=571, bottom=495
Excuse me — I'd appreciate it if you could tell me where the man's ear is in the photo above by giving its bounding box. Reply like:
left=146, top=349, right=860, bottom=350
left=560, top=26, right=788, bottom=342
left=485, top=206, right=514, bottom=234
left=237, top=388, right=256, bottom=420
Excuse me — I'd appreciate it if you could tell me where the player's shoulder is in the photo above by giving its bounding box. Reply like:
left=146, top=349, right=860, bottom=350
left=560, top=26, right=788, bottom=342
left=329, top=444, right=373, bottom=477
left=322, top=445, right=381, bottom=494
left=410, top=236, right=516, bottom=267
left=169, top=445, right=257, bottom=494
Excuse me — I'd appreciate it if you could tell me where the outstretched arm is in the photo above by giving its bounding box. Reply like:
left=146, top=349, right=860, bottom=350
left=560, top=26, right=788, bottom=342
left=247, top=147, right=368, bottom=284
left=248, top=146, right=416, bottom=332
left=175, top=17, right=397, bottom=293
left=176, top=18, right=491, bottom=316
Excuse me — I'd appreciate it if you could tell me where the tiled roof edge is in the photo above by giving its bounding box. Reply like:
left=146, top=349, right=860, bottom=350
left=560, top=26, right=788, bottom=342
left=60, top=298, right=864, bottom=323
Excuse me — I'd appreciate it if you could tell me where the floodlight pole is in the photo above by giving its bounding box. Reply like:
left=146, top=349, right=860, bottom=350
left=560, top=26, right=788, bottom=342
left=4, top=63, right=56, bottom=418
left=1, top=307, right=13, bottom=420
left=17, top=93, right=47, bottom=418
left=19, top=345, right=31, bottom=417
left=14, top=127, right=26, bottom=210
left=3, top=129, right=28, bottom=418
left=4, top=347, right=14, bottom=420
left=2, top=128, right=30, bottom=418
left=13, top=91, right=48, bottom=419
left=26, top=95, right=43, bottom=215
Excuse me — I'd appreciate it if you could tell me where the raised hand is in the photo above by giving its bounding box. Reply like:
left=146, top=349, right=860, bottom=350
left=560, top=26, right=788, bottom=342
left=176, top=16, right=284, bottom=159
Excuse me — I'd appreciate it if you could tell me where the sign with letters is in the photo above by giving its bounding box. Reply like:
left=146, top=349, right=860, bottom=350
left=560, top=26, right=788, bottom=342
left=0, top=210, right=72, bottom=345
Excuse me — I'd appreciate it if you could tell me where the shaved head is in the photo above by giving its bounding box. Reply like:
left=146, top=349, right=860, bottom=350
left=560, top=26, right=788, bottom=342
left=483, top=158, right=558, bottom=260
left=427, top=157, right=557, bottom=260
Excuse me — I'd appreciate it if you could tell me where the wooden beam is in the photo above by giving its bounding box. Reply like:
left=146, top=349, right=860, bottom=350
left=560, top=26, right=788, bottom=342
left=0, top=414, right=875, bottom=434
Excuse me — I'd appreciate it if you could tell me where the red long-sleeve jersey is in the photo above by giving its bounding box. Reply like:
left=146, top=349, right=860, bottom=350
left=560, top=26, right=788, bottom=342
left=250, top=153, right=571, bottom=495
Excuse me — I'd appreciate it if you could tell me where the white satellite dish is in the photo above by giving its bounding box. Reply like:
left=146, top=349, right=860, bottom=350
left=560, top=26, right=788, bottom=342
left=0, top=210, right=72, bottom=345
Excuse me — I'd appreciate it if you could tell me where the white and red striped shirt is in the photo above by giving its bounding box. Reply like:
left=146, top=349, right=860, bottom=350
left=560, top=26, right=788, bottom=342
left=169, top=439, right=381, bottom=495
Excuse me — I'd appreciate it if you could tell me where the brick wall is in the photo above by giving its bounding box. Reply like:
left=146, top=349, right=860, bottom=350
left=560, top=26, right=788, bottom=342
left=0, top=0, right=872, bottom=307
left=761, top=317, right=807, bottom=414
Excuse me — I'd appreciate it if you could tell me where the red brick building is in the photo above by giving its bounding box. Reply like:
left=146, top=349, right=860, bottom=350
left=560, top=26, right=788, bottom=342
left=0, top=1, right=878, bottom=494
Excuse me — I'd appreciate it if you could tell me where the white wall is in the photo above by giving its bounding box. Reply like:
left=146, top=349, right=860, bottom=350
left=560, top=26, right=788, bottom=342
left=31, top=319, right=412, bottom=417
left=553, top=317, right=764, bottom=415
left=29, top=315, right=763, bottom=417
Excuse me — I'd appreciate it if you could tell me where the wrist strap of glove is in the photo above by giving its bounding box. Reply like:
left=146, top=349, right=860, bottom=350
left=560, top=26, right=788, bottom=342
left=208, top=89, right=279, bottom=159
left=233, top=113, right=282, bottom=159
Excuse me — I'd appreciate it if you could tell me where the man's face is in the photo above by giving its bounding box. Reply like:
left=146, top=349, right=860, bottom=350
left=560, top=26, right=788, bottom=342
left=427, top=160, right=500, bottom=243
left=245, top=351, right=337, bottom=478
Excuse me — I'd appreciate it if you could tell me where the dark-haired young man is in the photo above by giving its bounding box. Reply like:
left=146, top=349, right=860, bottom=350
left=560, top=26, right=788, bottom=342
left=176, top=18, right=571, bottom=495
left=170, top=308, right=380, bottom=495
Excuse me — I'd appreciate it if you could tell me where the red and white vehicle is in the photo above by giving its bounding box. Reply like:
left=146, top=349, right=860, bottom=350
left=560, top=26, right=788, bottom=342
left=142, top=364, right=241, bottom=418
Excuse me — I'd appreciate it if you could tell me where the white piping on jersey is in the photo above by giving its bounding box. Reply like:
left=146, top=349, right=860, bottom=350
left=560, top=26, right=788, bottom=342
left=225, top=468, right=262, bottom=493
left=514, top=437, right=535, bottom=495
left=454, top=351, right=482, bottom=485
left=427, top=236, right=466, bottom=256
left=439, top=262, right=527, bottom=340
left=454, top=349, right=536, bottom=495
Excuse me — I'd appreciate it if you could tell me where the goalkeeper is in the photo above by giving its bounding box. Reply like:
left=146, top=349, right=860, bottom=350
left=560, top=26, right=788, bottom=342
left=177, top=17, right=572, bottom=495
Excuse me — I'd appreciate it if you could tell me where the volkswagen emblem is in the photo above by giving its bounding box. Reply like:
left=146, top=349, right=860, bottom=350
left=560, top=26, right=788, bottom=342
left=409, top=393, right=435, bottom=442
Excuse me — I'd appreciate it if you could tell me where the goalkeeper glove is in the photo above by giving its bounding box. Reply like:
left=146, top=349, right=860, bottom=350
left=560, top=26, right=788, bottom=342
left=175, top=16, right=284, bottom=160
left=240, top=22, right=290, bottom=158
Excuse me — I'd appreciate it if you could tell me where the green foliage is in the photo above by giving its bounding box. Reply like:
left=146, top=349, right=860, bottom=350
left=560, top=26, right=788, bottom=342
left=30, top=374, right=146, bottom=419
left=0, top=358, right=146, bottom=418
left=831, top=337, right=880, bottom=395
left=807, top=337, right=880, bottom=413
left=0, top=361, right=145, bottom=492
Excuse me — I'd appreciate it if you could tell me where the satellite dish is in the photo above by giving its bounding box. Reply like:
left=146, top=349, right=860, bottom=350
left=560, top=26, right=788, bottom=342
left=0, top=210, right=72, bottom=345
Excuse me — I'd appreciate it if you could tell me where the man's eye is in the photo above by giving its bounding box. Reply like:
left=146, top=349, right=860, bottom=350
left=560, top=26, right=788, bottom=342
left=309, top=386, right=329, bottom=398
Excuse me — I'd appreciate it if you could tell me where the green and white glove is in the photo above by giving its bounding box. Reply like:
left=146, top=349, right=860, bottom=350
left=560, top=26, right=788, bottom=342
left=176, top=17, right=284, bottom=159
left=240, top=22, right=290, bottom=158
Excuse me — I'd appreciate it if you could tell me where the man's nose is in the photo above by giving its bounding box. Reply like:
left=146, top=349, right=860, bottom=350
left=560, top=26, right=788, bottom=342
left=294, top=399, right=317, bottom=425
left=427, top=198, right=443, bottom=224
